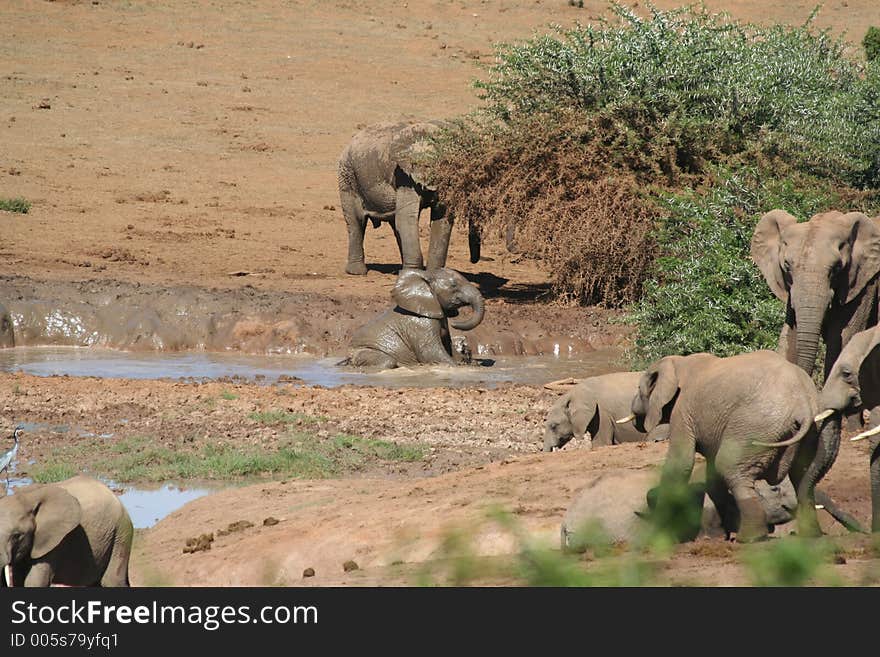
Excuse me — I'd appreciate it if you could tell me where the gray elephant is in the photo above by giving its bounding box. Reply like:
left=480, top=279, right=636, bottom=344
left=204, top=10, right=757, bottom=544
left=751, top=209, right=880, bottom=377
left=345, top=268, right=484, bottom=368
left=0, top=302, right=13, bottom=348
left=543, top=372, right=669, bottom=452
left=816, top=324, right=880, bottom=531
left=0, top=476, right=133, bottom=587
left=337, top=121, right=480, bottom=275
left=630, top=350, right=832, bottom=541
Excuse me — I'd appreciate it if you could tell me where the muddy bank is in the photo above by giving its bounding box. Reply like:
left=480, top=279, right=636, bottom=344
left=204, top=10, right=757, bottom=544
left=0, top=276, right=625, bottom=357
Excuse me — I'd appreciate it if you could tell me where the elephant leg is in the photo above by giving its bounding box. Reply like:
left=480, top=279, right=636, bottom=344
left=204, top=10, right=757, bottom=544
left=791, top=416, right=836, bottom=538
left=102, top=523, right=133, bottom=587
left=350, top=348, right=399, bottom=370
left=426, top=204, right=453, bottom=271
left=391, top=222, right=404, bottom=263
left=870, top=434, right=880, bottom=532
left=394, top=185, right=424, bottom=271
left=341, top=190, right=368, bottom=275
left=727, top=477, right=769, bottom=542
left=705, top=462, right=739, bottom=538
left=23, top=562, right=53, bottom=587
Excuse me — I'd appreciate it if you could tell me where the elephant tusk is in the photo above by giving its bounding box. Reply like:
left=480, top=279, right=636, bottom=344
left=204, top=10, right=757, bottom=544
left=3, top=564, right=12, bottom=587
left=815, top=504, right=825, bottom=510
left=814, top=409, right=835, bottom=424
left=615, top=414, right=635, bottom=425
left=850, top=424, right=880, bottom=442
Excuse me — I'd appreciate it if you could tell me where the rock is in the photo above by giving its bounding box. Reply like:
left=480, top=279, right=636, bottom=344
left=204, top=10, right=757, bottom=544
left=183, top=533, right=214, bottom=554
left=302, top=568, right=315, bottom=578
left=217, top=520, right=254, bottom=536
left=342, top=560, right=359, bottom=572
left=560, top=468, right=797, bottom=550
left=263, top=517, right=279, bottom=526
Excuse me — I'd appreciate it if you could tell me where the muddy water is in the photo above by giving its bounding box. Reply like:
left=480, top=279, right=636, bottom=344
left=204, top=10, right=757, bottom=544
left=0, top=346, right=625, bottom=388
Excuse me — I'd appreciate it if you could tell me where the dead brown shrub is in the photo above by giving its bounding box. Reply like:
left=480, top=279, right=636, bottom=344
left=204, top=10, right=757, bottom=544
left=428, top=113, right=663, bottom=306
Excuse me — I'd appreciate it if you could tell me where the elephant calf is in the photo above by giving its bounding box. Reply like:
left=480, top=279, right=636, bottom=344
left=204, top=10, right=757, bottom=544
left=629, top=350, right=833, bottom=541
left=345, top=267, right=485, bottom=368
left=543, top=372, right=668, bottom=452
left=0, top=475, right=133, bottom=587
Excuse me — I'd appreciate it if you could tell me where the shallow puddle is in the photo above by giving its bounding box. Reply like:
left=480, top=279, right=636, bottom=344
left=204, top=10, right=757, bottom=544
left=5, top=475, right=217, bottom=529
left=0, top=346, right=625, bottom=388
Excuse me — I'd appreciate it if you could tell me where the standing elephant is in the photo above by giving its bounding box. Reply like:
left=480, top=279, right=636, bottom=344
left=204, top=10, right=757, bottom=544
left=815, top=324, right=880, bottom=531
left=543, top=372, right=668, bottom=452
left=0, top=302, right=13, bottom=348
left=751, top=209, right=880, bottom=377
left=630, top=351, right=831, bottom=541
left=0, top=476, right=133, bottom=587
left=337, top=121, right=480, bottom=275
left=345, top=267, right=484, bottom=368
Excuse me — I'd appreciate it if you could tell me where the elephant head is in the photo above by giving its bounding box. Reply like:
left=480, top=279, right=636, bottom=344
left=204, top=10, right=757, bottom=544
left=0, top=303, right=14, bottom=348
left=751, top=210, right=880, bottom=374
left=392, top=268, right=485, bottom=331
left=0, top=485, right=82, bottom=586
left=630, top=354, right=718, bottom=433
left=817, top=326, right=880, bottom=417
left=543, top=389, right=613, bottom=452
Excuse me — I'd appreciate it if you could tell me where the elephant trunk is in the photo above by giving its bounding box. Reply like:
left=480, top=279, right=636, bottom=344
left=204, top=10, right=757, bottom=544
left=468, top=219, right=481, bottom=264
left=796, top=414, right=842, bottom=536
left=450, top=286, right=485, bottom=331
left=790, top=280, right=832, bottom=375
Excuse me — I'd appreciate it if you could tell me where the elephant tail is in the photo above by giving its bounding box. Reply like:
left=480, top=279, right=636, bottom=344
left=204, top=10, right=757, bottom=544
left=752, top=415, right=813, bottom=448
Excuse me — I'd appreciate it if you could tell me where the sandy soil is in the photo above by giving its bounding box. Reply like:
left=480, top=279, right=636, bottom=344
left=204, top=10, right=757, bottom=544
left=2, top=0, right=879, bottom=586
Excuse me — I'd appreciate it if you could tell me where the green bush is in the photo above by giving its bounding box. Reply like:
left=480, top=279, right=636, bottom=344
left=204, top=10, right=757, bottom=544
left=0, top=197, right=30, bottom=214
left=865, top=26, right=880, bottom=62
left=427, top=2, right=880, bottom=355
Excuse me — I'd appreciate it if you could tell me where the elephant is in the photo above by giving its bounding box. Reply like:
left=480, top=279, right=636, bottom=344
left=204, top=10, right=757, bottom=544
left=751, top=209, right=880, bottom=377
left=0, top=302, right=13, bottom=348
left=816, top=324, right=880, bottom=531
left=0, top=475, right=133, bottom=587
left=337, top=120, right=480, bottom=275
left=629, top=350, right=832, bottom=541
left=542, top=372, right=669, bottom=452
left=345, top=267, right=485, bottom=368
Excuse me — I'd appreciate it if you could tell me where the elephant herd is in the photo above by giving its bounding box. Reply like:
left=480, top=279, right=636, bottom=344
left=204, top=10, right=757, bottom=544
left=544, top=209, right=880, bottom=541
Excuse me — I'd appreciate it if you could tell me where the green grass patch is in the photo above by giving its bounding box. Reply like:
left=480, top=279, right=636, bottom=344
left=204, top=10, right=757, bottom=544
left=0, top=197, right=30, bottom=214
left=31, top=462, right=79, bottom=484
left=33, top=432, right=425, bottom=483
left=220, top=390, right=238, bottom=400
left=249, top=410, right=326, bottom=424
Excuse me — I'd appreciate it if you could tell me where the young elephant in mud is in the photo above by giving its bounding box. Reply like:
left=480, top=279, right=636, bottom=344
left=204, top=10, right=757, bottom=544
left=815, top=324, right=880, bottom=532
left=543, top=372, right=668, bottom=452
left=630, top=351, right=834, bottom=541
left=345, top=268, right=484, bottom=368
left=0, top=476, right=133, bottom=587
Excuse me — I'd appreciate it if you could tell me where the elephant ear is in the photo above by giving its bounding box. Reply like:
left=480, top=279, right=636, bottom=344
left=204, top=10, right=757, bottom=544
left=394, top=124, right=438, bottom=191
left=844, top=212, right=880, bottom=303
left=392, top=270, right=443, bottom=319
left=751, top=209, right=798, bottom=301
left=645, top=358, right=680, bottom=433
left=566, top=395, right=596, bottom=441
left=19, top=486, right=82, bottom=559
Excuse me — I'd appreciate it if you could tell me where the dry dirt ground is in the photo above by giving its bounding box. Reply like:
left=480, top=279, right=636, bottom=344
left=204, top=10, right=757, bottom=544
left=1, top=0, right=879, bottom=586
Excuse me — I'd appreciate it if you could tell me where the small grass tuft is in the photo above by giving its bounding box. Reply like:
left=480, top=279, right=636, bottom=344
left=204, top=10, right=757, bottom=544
left=0, top=197, right=30, bottom=214
left=31, top=462, right=79, bottom=483
left=249, top=410, right=326, bottom=424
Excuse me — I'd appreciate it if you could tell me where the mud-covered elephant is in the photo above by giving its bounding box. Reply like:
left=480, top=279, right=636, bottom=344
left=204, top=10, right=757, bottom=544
left=0, top=476, right=133, bottom=587
left=816, top=324, right=880, bottom=531
left=337, top=121, right=480, bottom=275
left=0, top=302, right=14, bottom=348
left=345, top=268, right=484, bottom=368
left=543, top=372, right=668, bottom=452
left=630, top=351, right=833, bottom=541
left=751, top=209, right=880, bottom=377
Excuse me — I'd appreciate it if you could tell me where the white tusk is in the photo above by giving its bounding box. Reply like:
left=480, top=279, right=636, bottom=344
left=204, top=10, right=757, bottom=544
left=3, top=564, right=12, bottom=587
left=851, top=424, right=880, bottom=442
left=814, top=409, right=835, bottom=424
left=815, top=504, right=825, bottom=510
left=616, top=414, right=635, bottom=425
